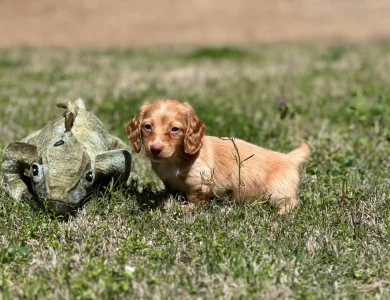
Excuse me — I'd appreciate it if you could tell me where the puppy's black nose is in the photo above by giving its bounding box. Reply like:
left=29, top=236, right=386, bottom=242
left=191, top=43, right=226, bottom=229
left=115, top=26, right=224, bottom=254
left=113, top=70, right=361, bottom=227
left=150, top=143, right=163, bottom=155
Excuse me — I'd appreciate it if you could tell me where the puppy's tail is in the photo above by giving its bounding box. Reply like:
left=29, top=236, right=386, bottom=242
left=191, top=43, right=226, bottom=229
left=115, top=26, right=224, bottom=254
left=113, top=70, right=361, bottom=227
left=287, top=142, right=310, bottom=165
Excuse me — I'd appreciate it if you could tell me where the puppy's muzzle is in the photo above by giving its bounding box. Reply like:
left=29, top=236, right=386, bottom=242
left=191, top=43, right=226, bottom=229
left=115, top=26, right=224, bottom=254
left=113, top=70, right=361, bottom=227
left=150, top=143, right=163, bottom=156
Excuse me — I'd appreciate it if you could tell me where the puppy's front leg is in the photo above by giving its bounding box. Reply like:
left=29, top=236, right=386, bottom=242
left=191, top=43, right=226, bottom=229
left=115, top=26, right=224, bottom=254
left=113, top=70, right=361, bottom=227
left=162, top=182, right=176, bottom=196
left=185, top=177, right=212, bottom=205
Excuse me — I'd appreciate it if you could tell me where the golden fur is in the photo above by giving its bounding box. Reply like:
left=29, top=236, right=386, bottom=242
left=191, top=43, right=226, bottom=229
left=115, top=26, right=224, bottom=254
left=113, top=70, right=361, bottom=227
left=126, top=99, right=310, bottom=214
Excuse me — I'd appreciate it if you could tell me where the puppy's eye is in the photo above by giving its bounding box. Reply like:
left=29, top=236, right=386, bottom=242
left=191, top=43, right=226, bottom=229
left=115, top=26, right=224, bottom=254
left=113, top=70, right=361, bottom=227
left=170, top=127, right=180, bottom=133
left=144, top=124, right=152, bottom=131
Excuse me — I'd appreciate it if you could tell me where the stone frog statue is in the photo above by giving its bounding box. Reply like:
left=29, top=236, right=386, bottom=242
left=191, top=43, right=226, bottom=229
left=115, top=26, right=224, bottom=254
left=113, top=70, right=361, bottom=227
left=2, top=99, right=131, bottom=215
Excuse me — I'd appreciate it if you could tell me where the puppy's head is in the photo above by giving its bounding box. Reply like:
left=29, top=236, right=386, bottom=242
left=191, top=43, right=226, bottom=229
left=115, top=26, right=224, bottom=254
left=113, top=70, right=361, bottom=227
left=126, top=99, right=205, bottom=161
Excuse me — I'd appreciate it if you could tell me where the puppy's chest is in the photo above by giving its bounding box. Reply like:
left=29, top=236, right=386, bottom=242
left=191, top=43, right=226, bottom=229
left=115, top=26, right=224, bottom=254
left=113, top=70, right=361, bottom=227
left=151, top=162, right=187, bottom=192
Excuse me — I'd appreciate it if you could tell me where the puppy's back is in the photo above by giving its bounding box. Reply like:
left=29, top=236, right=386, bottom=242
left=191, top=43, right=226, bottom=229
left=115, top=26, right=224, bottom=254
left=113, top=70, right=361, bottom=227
left=203, top=137, right=309, bottom=201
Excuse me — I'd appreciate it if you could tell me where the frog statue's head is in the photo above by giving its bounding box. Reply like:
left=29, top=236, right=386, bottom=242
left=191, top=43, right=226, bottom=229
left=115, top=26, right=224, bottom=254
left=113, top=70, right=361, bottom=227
left=2, top=102, right=131, bottom=215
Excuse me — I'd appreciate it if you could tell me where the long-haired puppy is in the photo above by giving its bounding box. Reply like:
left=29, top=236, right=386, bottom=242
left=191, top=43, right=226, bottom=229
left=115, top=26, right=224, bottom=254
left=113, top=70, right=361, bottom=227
left=126, top=99, right=310, bottom=214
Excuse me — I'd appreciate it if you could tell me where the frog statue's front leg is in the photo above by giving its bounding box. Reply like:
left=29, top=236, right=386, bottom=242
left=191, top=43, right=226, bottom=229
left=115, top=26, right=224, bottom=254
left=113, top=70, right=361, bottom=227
left=2, top=142, right=38, bottom=202
left=94, top=149, right=132, bottom=186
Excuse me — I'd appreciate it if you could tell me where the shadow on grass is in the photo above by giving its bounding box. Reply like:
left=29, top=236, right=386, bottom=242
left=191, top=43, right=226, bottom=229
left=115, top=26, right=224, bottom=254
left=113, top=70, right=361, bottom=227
left=186, top=46, right=251, bottom=61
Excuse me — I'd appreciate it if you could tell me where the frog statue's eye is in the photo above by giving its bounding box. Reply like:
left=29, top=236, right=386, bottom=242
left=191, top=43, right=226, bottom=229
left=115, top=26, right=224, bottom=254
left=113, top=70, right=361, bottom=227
left=31, top=163, right=44, bottom=183
left=32, top=164, right=39, bottom=176
left=85, top=171, right=94, bottom=183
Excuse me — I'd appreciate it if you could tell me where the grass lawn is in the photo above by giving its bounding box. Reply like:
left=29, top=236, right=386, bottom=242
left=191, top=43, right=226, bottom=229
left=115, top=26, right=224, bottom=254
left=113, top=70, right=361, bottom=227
left=1, top=42, right=390, bottom=299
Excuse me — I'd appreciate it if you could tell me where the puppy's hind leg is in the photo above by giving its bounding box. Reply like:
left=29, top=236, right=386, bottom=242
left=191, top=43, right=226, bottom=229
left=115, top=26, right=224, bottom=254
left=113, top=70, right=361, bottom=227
left=275, top=196, right=299, bottom=215
left=267, top=172, right=300, bottom=214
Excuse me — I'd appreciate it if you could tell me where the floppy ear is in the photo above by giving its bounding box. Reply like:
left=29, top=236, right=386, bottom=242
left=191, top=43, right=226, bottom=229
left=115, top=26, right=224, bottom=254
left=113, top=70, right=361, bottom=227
left=126, top=103, right=153, bottom=153
left=126, top=115, right=143, bottom=153
left=183, top=103, right=206, bottom=155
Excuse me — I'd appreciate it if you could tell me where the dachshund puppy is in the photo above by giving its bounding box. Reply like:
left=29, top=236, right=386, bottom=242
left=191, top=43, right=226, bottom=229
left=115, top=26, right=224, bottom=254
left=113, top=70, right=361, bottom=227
left=126, top=99, right=310, bottom=214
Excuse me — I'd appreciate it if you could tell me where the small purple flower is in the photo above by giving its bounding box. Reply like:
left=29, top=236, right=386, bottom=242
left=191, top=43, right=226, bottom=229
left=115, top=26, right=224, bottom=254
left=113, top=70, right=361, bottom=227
left=277, top=98, right=289, bottom=119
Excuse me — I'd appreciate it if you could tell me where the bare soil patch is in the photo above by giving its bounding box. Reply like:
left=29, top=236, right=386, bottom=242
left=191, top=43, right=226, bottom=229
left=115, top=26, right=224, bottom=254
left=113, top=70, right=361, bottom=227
left=0, top=0, right=389, bottom=47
